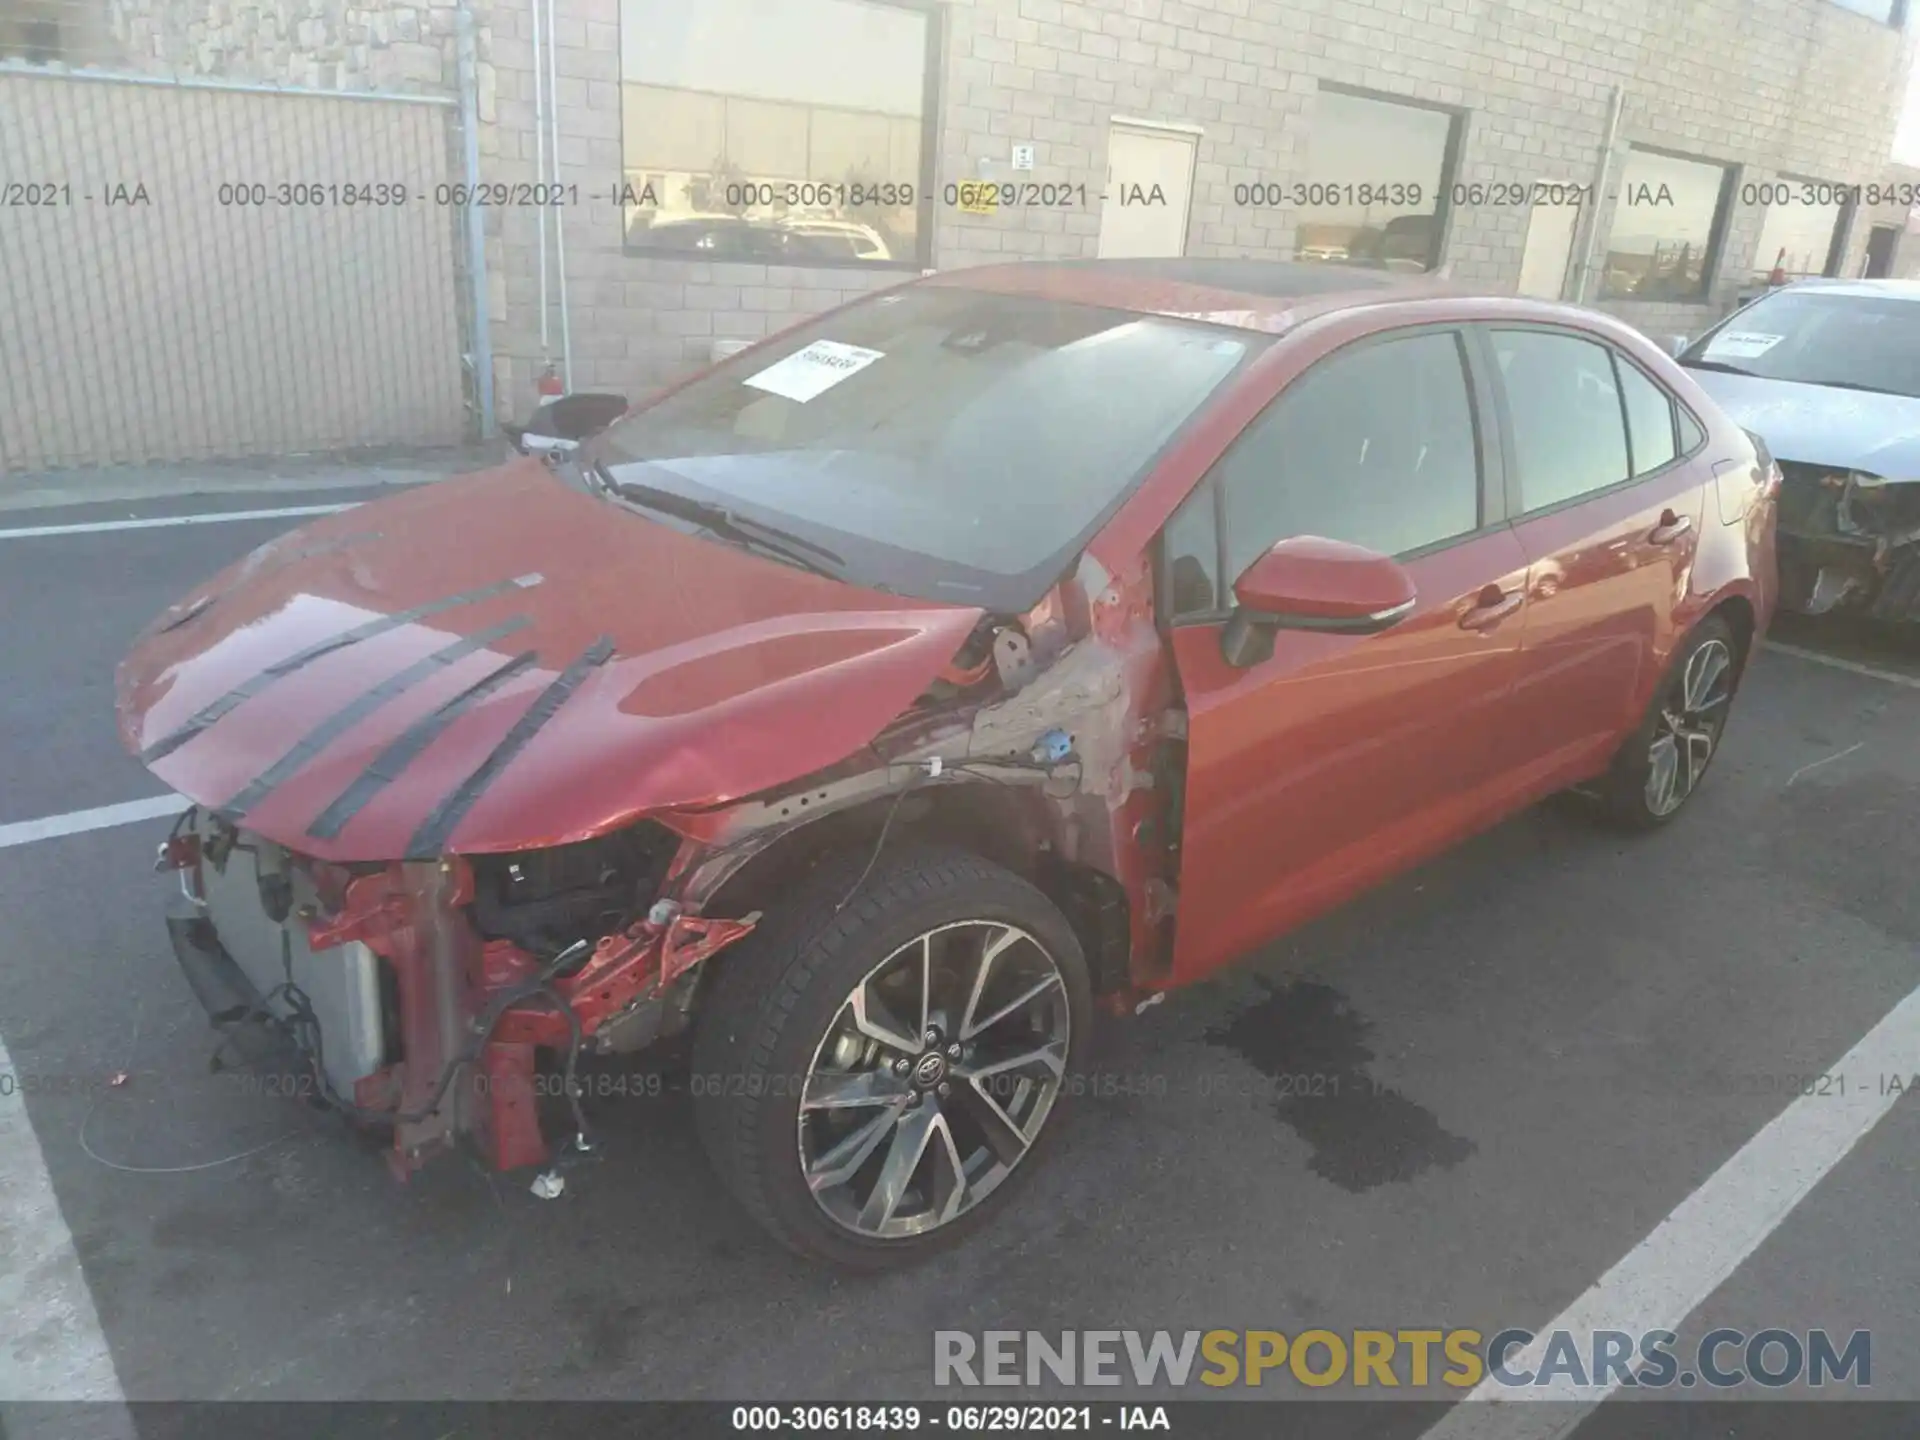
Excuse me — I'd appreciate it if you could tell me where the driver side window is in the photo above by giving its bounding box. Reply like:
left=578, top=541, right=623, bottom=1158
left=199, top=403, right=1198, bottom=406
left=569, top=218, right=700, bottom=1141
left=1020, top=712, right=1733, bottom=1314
left=1160, top=329, right=1483, bottom=618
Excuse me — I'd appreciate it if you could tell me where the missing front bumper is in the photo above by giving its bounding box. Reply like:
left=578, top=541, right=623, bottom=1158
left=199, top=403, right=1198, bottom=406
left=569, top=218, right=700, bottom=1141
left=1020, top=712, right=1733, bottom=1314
left=160, top=825, right=760, bottom=1179
left=164, top=894, right=311, bottom=1081
left=1778, top=467, right=1920, bottom=621
left=1780, top=534, right=1920, bottom=621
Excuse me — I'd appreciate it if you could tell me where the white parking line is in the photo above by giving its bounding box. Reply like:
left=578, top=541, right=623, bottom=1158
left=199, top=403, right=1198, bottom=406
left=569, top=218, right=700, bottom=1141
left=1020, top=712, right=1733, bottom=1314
left=0, top=796, right=185, bottom=852
left=0, top=1031, right=128, bottom=1408
left=1419, top=981, right=1920, bottom=1439
left=1765, top=640, right=1920, bottom=690
left=0, top=503, right=356, bottom=540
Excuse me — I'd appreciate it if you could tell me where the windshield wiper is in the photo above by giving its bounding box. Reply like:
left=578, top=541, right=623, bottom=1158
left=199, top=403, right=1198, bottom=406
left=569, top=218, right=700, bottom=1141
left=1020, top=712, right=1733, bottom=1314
left=589, top=463, right=845, bottom=577
left=1680, top=358, right=1754, bottom=376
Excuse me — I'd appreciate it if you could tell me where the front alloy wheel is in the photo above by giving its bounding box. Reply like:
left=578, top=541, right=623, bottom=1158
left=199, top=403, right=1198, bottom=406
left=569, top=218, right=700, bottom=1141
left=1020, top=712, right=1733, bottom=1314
left=800, top=920, right=1071, bottom=1239
left=693, top=847, right=1091, bottom=1268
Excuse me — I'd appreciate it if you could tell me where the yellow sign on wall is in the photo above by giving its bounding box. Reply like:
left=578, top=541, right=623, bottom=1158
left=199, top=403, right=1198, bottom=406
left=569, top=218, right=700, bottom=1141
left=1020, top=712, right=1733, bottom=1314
left=954, top=180, right=999, bottom=216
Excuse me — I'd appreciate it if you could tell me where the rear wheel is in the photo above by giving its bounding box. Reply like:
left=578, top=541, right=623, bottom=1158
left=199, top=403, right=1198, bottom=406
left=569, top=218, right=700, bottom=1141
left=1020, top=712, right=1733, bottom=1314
left=691, top=846, right=1091, bottom=1269
left=1590, top=616, right=1741, bottom=830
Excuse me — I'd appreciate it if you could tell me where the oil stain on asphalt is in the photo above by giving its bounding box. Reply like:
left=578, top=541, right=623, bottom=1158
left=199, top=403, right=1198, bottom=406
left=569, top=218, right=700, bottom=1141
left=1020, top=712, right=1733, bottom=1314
left=1204, top=978, right=1474, bottom=1191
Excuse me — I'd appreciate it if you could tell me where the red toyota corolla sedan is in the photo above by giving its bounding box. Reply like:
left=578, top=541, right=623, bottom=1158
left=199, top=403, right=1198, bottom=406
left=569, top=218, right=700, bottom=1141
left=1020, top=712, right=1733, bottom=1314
left=117, top=259, right=1778, bottom=1268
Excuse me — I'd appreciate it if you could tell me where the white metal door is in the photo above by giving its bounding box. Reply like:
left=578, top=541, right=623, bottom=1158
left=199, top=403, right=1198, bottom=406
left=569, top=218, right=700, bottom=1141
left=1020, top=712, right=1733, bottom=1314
left=1515, top=194, right=1581, bottom=300
left=1097, top=124, right=1197, bottom=259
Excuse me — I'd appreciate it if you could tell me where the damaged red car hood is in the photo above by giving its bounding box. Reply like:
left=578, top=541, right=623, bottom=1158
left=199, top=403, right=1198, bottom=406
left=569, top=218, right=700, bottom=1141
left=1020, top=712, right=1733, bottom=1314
left=116, top=461, right=983, bottom=861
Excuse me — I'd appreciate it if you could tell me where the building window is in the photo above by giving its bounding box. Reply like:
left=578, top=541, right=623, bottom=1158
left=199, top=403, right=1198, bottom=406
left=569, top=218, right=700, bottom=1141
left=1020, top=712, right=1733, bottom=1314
left=1601, top=147, right=1736, bottom=302
left=618, top=0, right=935, bottom=267
left=1828, top=0, right=1906, bottom=24
left=1748, top=179, right=1850, bottom=283
left=0, top=3, right=68, bottom=63
left=1293, top=87, right=1463, bottom=274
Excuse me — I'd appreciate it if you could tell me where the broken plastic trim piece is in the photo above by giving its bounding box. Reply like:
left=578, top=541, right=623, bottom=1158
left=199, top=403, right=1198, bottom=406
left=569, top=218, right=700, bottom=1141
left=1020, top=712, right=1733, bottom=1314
left=154, top=594, right=215, bottom=635
left=1868, top=548, right=1920, bottom=621
left=1803, top=568, right=1864, bottom=617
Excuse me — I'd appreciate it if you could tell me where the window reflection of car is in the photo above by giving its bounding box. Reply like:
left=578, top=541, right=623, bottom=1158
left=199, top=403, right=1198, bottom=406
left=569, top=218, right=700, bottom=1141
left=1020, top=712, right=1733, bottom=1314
left=1630, top=268, right=1703, bottom=300
left=779, top=218, right=892, bottom=262
left=1346, top=215, right=1435, bottom=273
left=626, top=213, right=800, bottom=260
left=1679, top=279, right=1920, bottom=621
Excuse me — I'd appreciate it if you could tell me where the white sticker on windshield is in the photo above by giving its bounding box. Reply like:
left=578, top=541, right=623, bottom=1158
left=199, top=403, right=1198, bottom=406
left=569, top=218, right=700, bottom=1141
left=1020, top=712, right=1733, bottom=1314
left=1704, top=331, right=1785, bottom=361
left=742, top=340, right=885, bottom=403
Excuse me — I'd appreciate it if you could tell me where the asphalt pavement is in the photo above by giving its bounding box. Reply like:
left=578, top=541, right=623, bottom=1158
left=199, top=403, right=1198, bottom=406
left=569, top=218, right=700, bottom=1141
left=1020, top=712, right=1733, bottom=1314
left=0, top=482, right=1915, bottom=1433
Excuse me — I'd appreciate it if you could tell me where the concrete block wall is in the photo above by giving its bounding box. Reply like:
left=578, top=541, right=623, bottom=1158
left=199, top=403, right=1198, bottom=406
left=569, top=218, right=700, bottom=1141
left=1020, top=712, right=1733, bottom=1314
left=477, top=0, right=911, bottom=409
left=33, top=0, right=493, bottom=94
left=482, top=0, right=1916, bottom=417
left=56, top=0, right=1910, bottom=416
left=14, top=0, right=1917, bottom=427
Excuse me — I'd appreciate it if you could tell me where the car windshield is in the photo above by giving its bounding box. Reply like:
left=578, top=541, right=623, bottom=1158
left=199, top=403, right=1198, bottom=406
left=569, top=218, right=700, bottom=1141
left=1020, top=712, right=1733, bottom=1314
left=1680, top=289, right=1920, bottom=398
left=589, top=286, right=1262, bottom=608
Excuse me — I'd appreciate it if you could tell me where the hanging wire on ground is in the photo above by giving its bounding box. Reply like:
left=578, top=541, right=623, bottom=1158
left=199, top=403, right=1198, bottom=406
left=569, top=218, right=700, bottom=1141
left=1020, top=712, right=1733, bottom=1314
left=76, top=996, right=307, bottom=1175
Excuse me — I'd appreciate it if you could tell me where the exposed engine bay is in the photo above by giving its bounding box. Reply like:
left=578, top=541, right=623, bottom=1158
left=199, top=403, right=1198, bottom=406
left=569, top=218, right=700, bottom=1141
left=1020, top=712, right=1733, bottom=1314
left=466, top=826, right=682, bottom=967
left=1777, top=463, right=1920, bottom=620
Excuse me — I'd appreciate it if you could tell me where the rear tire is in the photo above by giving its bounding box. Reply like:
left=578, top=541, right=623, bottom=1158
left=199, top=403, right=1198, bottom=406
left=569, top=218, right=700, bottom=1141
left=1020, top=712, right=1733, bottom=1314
left=1589, top=615, right=1741, bottom=831
left=691, top=845, right=1091, bottom=1269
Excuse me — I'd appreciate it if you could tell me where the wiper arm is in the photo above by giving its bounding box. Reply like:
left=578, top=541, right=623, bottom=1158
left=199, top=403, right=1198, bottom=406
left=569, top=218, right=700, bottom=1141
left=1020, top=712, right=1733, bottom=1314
left=595, top=469, right=845, bottom=576
left=1680, top=358, right=1754, bottom=376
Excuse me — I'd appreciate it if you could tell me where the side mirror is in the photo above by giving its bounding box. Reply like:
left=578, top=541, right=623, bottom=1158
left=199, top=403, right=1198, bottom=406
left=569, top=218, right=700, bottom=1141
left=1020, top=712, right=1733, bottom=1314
left=1664, top=335, right=1692, bottom=358
left=507, top=391, right=630, bottom=457
left=1220, top=536, right=1417, bottom=668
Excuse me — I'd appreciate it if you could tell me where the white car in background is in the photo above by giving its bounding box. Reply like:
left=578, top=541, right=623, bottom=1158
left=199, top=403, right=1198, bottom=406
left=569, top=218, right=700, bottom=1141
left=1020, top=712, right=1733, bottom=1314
left=780, top=218, right=893, bottom=262
left=1677, top=279, right=1920, bottom=622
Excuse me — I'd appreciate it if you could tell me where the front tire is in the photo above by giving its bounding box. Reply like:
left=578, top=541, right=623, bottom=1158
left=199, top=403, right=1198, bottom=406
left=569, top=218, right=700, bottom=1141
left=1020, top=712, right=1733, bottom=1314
left=1591, top=615, right=1741, bottom=830
left=691, top=845, right=1092, bottom=1269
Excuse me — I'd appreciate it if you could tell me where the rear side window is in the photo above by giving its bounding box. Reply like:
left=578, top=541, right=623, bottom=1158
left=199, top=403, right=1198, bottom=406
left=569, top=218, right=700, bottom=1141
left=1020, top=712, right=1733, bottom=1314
left=1207, top=331, right=1483, bottom=586
left=1618, top=360, right=1679, bottom=475
left=1493, top=329, right=1631, bottom=512
left=1678, top=407, right=1707, bottom=452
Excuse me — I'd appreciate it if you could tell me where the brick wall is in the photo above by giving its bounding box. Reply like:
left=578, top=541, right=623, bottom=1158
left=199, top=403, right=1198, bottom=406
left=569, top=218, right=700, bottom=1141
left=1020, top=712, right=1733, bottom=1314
left=17, top=0, right=1917, bottom=422
left=480, top=0, right=1918, bottom=416
left=9, top=0, right=487, bottom=95
left=476, top=0, right=892, bottom=408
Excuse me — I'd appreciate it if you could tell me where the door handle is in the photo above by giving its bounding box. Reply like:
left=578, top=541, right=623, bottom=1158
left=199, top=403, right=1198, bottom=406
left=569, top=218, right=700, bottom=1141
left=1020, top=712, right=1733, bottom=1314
left=1459, top=585, right=1523, bottom=631
left=1649, top=510, right=1694, bottom=545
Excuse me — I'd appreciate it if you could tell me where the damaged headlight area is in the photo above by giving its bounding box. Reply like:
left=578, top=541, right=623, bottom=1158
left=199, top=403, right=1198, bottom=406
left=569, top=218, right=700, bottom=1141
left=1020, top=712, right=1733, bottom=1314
left=1776, top=465, right=1920, bottom=620
left=156, top=806, right=759, bottom=1179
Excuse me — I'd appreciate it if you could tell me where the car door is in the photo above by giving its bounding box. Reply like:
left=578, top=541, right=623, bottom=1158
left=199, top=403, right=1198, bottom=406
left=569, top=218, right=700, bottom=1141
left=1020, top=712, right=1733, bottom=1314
left=1162, top=325, right=1534, bottom=985
left=1480, top=325, right=1708, bottom=791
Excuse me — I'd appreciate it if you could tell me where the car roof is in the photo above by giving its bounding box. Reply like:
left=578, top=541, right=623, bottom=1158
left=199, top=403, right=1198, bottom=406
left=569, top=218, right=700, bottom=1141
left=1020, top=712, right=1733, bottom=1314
left=787, top=219, right=879, bottom=232
left=1779, top=277, right=1920, bottom=301
left=645, top=214, right=752, bottom=229
left=925, top=258, right=1595, bottom=335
